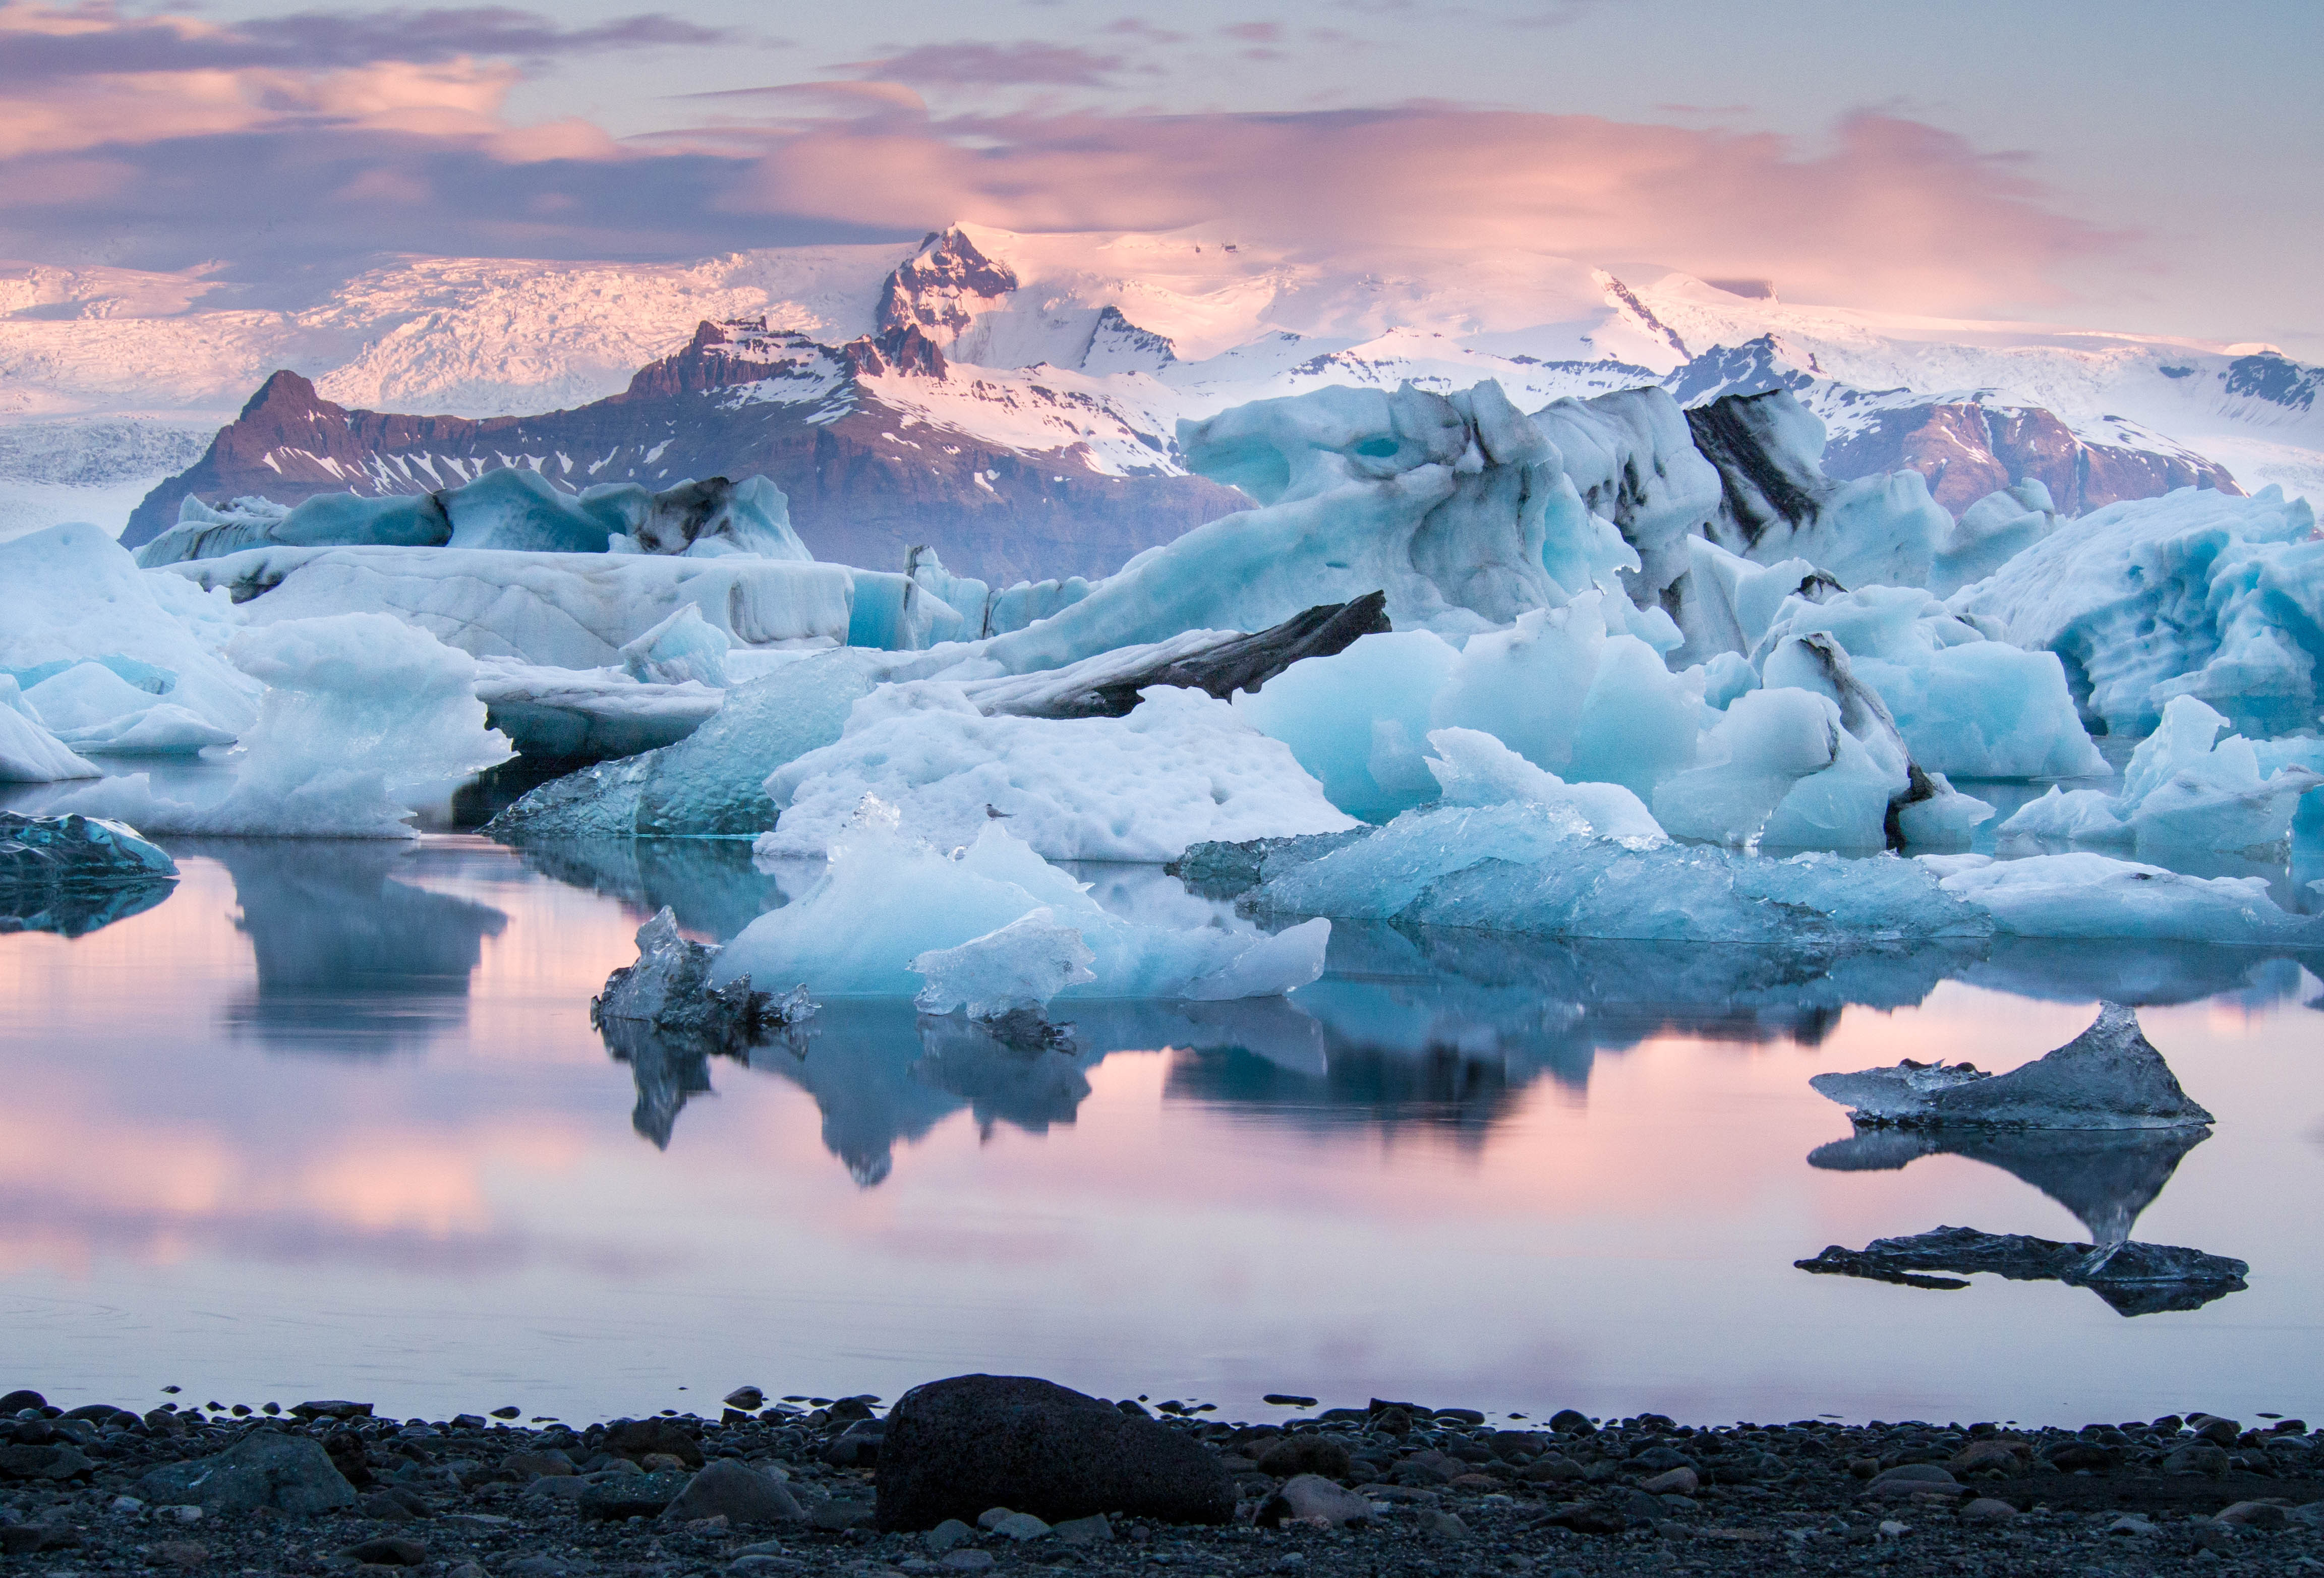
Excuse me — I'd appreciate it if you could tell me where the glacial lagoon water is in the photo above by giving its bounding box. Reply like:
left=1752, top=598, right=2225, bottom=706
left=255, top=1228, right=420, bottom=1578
left=3, top=834, right=2320, bottom=1430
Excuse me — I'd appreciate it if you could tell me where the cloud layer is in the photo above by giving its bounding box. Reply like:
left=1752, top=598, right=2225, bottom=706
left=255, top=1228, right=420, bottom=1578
left=0, top=3, right=2115, bottom=318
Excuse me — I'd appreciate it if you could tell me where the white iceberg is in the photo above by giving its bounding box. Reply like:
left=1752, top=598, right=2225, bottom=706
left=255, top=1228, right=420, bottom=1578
left=57, top=613, right=513, bottom=838
left=757, top=684, right=1358, bottom=861
left=618, top=604, right=733, bottom=688
left=1531, top=384, right=1723, bottom=612
left=1928, top=480, right=2059, bottom=600
left=471, top=658, right=724, bottom=760
left=714, top=815, right=1330, bottom=1005
left=1948, top=484, right=2322, bottom=739
left=1920, top=851, right=2324, bottom=944
left=0, top=678, right=99, bottom=783
left=163, top=544, right=856, bottom=668
left=1997, top=695, right=2321, bottom=854
left=1754, top=583, right=2105, bottom=780
left=0, top=522, right=260, bottom=747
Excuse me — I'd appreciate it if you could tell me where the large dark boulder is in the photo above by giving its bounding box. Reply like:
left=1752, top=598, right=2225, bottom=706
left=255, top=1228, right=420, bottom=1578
left=874, top=1375, right=1234, bottom=1531
left=135, top=1431, right=358, bottom=1515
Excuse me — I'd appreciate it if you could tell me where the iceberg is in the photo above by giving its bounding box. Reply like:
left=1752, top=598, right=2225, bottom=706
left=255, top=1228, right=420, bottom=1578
left=163, top=544, right=856, bottom=669
left=0, top=522, right=260, bottom=746
left=1997, top=695, right=2320, bottom=854
left=471, top=658, right=725, bottom=761
left=1921, top=850, right=2324, bottom=943
left=713, top=815, right=1331, bottom=1005
left=594, top=906, right=816, bottom=1054
left=619, top=604, right=732, bottom=688
left=1809, top=1003, right=2214, bottom=1129
left=1243, top=800, right=1990, bottom=947
left=1795, top=1226, right=2247, bottom=1317
left=56, top=613, right=513, bottom=837
left=0, top=810, right=179, bottom=888
left=1753, top=584, right=2105, bottom=780
left=1928, top=480, right=2059, bottom=600
left=1948, top=484, right=2323, bottom=738
left=0, top=679, right=99, bottom=782
left=758, top=684, right=1358, bottom=861
left=1683, top=388, right=1953, bottom=592
left=1421, top=727, right=1665, bottom=844
left=976, top=380, right=1631, bottom=676
left=136, top=471, right=810, bottom=566
left=1226, top=629, right=1457, bottom=821
left=1530, top=384, right=1723, bottom=612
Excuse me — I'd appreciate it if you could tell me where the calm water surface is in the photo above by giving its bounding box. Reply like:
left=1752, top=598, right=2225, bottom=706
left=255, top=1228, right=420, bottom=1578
left=3, top=836, right=2319, bottom=1428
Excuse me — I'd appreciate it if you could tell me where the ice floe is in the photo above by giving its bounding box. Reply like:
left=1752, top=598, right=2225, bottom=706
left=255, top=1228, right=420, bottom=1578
left=57, top=613, right=512, bottom=837
left=715, top=811, right=1330, bottom=1006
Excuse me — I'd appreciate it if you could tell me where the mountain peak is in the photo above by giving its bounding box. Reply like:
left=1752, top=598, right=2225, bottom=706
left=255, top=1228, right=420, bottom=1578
left=878, top=226, right=1020, bottom=344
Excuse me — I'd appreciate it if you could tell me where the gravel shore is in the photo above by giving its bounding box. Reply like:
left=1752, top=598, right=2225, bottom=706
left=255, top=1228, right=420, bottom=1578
left=6, top=1382, right=2322, bottom=1578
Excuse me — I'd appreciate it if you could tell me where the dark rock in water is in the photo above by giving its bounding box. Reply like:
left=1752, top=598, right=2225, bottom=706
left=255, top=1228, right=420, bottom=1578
left=1003, top=593, right=1390, bottom=720
left=289, top=1400, right=373, bottom=1421
left=578, top=1470, right=691, bottom=1521
left=1547, top=1409, right=1595, bottom=1436
left=874, top=1374, right=1234, bottom=1531
left=601, top=1419, right=705, bottom=1469
left=1811, top=1004, right=2212, bottom=1130
left=1808, top=1124, right=2208, bottom=1244
left=136, top=1432, right=359, bottom=1515
left=0, top=1389, right=44, bottom=1414
left=1796, top=1224, right=2248, bottom=1315
left=658, top=1459, right=803, bottom=1525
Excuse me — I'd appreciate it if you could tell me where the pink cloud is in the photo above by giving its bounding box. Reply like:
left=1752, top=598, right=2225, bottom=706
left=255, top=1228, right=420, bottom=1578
left=726, top=106, right=2119, bottom=316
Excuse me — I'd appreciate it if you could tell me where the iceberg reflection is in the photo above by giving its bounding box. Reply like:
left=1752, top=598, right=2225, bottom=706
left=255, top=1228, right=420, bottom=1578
left=194, top=841, right=510, bottom=1055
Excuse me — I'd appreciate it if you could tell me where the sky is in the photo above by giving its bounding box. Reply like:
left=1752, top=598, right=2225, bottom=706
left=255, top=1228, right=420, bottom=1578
left=2, top=0, right=2318, bottom=353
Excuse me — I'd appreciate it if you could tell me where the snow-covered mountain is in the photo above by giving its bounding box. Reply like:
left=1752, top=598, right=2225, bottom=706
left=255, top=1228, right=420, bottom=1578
left=6, top=223, right=2317, bottom=553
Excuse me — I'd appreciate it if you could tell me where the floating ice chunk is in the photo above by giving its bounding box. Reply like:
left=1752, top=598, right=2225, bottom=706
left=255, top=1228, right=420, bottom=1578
left=1249, top=800, right=1987, bottom=946
left=164, top=544, right=855, bottom=667
left=1998, top=786, right=2131, bottom=844
left=1997, top=695, right=2318, bottom=854
left=1920, top=851, right=2324, bottom=943
left=759, top=684, right=1357, bottom=862
left=1948, top=485, right=2322, bottom=738
left=1929, top=480, right=2058, bottom=599
left=1811, top=1003, right=2213, bottom=1130
left=471, top=658, right=722, bottom=761
left=1431, top=592, right=1703, bottom=800
left=0, top=522, right=259, bottom=741
left=982, top=380, right=1598, bottom=674
left=0, top=678, right=99, bottom=782
left=593, top=905, right=815, bottom=1045
left=56, top=613, right=513, bottom=838
left=1756, top=585, right=2104, bottom=779
left=1228, top=629, right=1458, bottom=821
left=714, top=819, right=1329, bottom=1004
left=138, top=472, right=809, bottom=566
left=1668, top=536, right=1843, bottom=665
left=1795, top=1227, right=2246, bottom=1316
left=20, top=662, right=238, bottom=753
left=1651, top=687, right=1842, bottom=846
left=0, top=811, right=177, bottom=887
left=1685, top=388, right=1952, bottom=591
left=619, top=604, right=732, bottom=688
left=1532, top=385, right=1723, bottom=611
left=1422, top=727, right=1665, bottom=845
left=911, top=908, right=1099, bottom=1018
